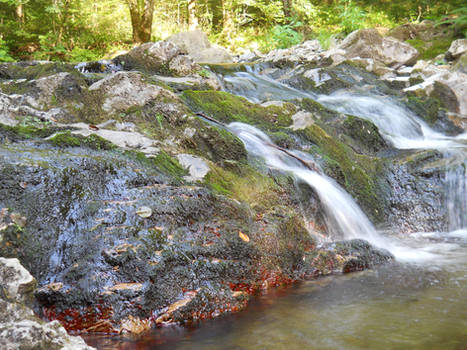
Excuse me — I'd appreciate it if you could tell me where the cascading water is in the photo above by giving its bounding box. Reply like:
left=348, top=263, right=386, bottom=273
left=215, top=64, right=467, bottom=260
left=228, top=122, right=378, bottom=243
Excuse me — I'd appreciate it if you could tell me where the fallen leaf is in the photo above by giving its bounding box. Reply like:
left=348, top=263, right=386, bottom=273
left=136, top=206, right=152, bottom=218
left=89, top=124, right=99, bottom=130
left=239, top=231, right=250, bottom=242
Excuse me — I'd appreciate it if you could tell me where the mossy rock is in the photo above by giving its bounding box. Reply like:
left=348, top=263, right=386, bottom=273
left=123, top=150, right=187, bottom=179
left=203, top=163, right=283, bottom=210
left=405, top=38, right=453, bottom=60
left=180, top=121, right=248, bottom=165
left=298, top=124, right=385, bottom=223
left=342, top=115, right=388, bottom=154
left=297, top=98, right=388, bottom=155
left=47, top=131, right=116, bottom=150
left=0, top=122, right=61, bottom=142
left=0, top=62, right=80, bottom=81
left=182, top=90, right=295, bottom=131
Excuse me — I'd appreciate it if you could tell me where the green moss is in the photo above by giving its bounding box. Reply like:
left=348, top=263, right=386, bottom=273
left=406, top=38, right=452, bottom=60
left=47, top=131, right=82, bottom=147
left=0, top=123, right=59, bottom=141
left=342, top=115, right=387, bottom=153
left=300, top=124, right=384, bottom=222
left=152, top=151, right=187, bottom=177
left=204, top=164, right=281, bottom=210
left=182, top=90, right=294, bottom=130
left=0, top=62, right=78, bottom=80
left=405, top=95, right=443, bottom=125
left=269, top=131, right=297, bottom=149
left=47, top=131, right=117, bottom=150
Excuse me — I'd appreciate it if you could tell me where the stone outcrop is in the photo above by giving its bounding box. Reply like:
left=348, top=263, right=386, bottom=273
left=113, top=41, right=201, bottom=76
left=166, top=30, right=234, bottom=64
left=446, top=39, right=467, bottom=61
left=337, top=29, right=419, bottom=67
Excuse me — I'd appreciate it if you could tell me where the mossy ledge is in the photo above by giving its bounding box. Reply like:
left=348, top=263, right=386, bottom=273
left=182, top=90, right=295, bottom=131
left=298, top=124, right=385, bottom=223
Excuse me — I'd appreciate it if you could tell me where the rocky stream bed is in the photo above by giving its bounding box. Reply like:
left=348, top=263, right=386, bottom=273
left=1, top=25, right=466, bottom=349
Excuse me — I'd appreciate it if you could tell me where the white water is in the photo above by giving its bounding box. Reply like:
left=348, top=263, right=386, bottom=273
left=218, top=67, right=467, bottom=263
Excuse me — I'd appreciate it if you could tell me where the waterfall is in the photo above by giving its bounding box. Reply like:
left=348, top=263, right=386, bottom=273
left=446, top=152, right=467, bottom=232
left=228, top=122, right=381, bottom=245
left=216, top=66, right=467, bottom=236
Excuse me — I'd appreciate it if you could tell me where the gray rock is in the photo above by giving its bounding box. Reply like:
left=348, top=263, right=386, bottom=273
left=191, top=46, right=234, bottom=64
left=166, top=30, right=211, bottom=54
left=0, top=258, right=94, bottom=350
left=176, top=153, right=210, bottom=181
left=153, top=74, right=220, bottom=92
left=88, top=71, right=178, bottom=113
left=338, top=29, right=419, bottom=67
left=166, top=30, right=234, bottom=64
left=0, top=257, right=36, bottom=304
left=446, top=39, right=467, bottom=61
left=263, top=40, right=323, bottom=63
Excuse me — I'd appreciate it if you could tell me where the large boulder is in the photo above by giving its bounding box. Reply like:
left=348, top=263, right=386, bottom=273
left=337, top=29, right=419, bottom=67
left=113, top=41, right=201, bottom=76
left=88, top=71, right=180, bottom=113
left=166, top=30, right=234, bottom=64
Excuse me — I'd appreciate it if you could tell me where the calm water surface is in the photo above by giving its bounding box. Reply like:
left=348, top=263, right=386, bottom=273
left=84, top=233, right=467, bottom=350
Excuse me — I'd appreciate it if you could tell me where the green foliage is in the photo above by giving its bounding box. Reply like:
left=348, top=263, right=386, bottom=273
left=0, top=0, right=465, bottom=60
left=436, top=6, right=467, bottom=37
left=337, top=1, right=366, bottom=34
left=268, top=20, right=304, bottom=49
left=0, top=39, right=14, bottom=62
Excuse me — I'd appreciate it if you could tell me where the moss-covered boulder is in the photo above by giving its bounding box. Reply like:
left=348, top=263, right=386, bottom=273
left=182, top=90, right=295, bottom=130
left=297, top=124, right=385, bottom=223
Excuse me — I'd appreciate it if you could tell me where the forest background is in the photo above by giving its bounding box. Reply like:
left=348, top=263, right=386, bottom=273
left=0, top=0, right=466, bottom=63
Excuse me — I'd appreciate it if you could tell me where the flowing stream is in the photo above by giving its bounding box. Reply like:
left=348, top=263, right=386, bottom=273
left=85, top=65, right=467, bottom=349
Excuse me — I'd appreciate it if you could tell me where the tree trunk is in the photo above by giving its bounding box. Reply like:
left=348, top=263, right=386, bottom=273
left=282, top=0, right=292, bottom=18
left=16, top=3, right=24, bottom=25
left=208, top=0, right=223, bottom=32
left=126, top=0, right=156, bottom=43
left=188, top=0, right=198, bottom=30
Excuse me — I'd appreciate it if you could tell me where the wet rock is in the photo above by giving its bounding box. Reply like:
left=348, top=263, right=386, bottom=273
left=337, top=29, right=419, bottom=67
left=386, top=150, right=447, bottom=233
left=74, top=60, right=122, bottom=74
left=166, top=30, right=234, bottom=64
left=445, top=39, right=467, bottom=61
left=331, top=239, right=394, bottom=273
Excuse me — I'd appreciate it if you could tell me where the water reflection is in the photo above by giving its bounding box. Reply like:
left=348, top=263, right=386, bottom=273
left=85, top=236, right=467, bottom=350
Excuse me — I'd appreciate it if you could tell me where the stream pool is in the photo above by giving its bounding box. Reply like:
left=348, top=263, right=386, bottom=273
left=84, top=232, right=467, bottom=350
